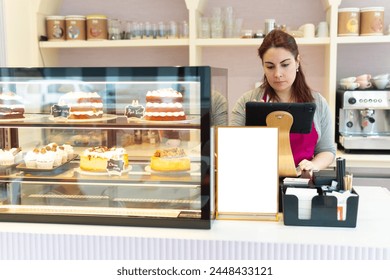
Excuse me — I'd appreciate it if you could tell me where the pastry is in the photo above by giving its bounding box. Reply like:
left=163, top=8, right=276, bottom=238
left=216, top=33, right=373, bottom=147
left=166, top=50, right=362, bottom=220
left=36, top=148, right=55, bottom=169
left=150, top=147, right=190, bottom=172
left=144, top=88, right=186, bottom=121
left=79, top=146, right=128, bottom=172
left=0, top=148, right=22, bottom=165
left=55, top=91, right=103, bottom=119
left=0, top=92, right=25, bottom=119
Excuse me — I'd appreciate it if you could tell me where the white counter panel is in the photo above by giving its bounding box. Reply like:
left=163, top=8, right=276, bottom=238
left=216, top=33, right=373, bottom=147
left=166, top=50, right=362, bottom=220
left=0, top=187, right=389, bottom=260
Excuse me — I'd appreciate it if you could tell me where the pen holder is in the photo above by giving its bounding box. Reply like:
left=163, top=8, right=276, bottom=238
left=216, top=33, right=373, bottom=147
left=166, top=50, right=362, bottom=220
left=281, top=185, right=359, bottom=228
left=336, top=157, right=346, bottom=190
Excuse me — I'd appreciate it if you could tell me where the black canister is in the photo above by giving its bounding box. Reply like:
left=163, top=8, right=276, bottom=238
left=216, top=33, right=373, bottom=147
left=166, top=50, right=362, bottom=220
left=336, top=157, right=346, bottom=190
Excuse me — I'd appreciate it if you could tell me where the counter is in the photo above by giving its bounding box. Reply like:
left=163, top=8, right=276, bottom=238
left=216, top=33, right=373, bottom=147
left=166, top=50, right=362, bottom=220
left=0, top=186, right=389, bottom=260
left=336, top=150, right=390, bottom=169
left=335, top=150, right=390, bottom=190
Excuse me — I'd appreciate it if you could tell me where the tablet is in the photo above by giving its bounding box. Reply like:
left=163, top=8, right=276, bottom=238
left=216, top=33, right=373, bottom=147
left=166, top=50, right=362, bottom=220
left=245, top=102, right=316, bottom=134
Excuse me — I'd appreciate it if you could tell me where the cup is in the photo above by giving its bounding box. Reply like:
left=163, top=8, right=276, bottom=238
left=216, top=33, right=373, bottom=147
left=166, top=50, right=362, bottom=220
left=373, top=73, right=389, bottom=80
left=157, top=21, right=166, bottom=39
left=357, top=80, right=372, bottom=89
left=356, top=74, right=372, bottom=89
left=108, top=19, right=121, bottom=40
left=299, top=23, right=315, bottom=38
left=340, top=77, right=357, bottom=83
left=264, top=18, right=276, bottom=35
left=143, top=21, right=153, bottom=39
left=371, top=78, right=389, bottom=89
left=339, top=82, right=360, bottom=90
left=199, top=17, right=210, bottom=38
left=356, top=74, right=371, bottom=81
left=179, top=21, right=189, bottom=38
left=316, top=21, right=329, bottom=37
left=233, top=18, right=243, bottom=38
left=131, top=21, right=142, bottom=39
left=168, top=21, right=178, bottom=39
left=210, top=17, right=224, bottom=38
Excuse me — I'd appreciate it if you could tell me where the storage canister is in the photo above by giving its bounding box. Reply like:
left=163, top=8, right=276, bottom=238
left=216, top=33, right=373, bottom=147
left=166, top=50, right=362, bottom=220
left=46, top=16, right=65, bottom=41
left=360, top=7, right=385, bottom=36
left=338, top=8, right=360, bottom=36
left=65, top=15, right=86, bottom=40
left=86, top=14, right=108, bottom=40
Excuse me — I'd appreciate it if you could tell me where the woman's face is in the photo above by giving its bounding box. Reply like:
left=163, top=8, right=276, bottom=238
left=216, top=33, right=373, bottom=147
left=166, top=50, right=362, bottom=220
left=262, top=47, right=299, bottom=98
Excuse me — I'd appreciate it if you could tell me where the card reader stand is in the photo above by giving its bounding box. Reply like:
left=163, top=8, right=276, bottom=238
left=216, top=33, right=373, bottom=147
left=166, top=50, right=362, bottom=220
left=266, top=111, right=298, bottom=177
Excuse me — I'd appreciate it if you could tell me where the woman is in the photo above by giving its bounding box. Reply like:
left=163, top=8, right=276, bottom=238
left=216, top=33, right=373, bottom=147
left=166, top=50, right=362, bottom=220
left=230, top=29, right=336, bottom=172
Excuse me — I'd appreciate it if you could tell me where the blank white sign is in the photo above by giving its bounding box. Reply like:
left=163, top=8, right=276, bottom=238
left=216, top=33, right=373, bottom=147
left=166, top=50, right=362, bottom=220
left=216, top=127, right=279, bottom=215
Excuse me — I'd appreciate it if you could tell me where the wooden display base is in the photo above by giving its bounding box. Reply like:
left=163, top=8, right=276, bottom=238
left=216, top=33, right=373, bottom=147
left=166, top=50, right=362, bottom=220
left=266, top=111, right=298, bottom=177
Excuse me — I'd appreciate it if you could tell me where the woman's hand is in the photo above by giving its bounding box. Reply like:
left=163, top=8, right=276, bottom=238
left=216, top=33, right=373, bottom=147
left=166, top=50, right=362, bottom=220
left=298, top=151, right=335, bottom=172
left=298, top=159, right=318, bottom=172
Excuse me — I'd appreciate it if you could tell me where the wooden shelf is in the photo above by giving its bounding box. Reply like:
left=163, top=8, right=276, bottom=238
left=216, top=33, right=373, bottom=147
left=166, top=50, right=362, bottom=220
left=336, top=36, right=390, bottom=44
left=195, top=37, right=330, bottom=47
left=40, top=39, right=190, bottom=48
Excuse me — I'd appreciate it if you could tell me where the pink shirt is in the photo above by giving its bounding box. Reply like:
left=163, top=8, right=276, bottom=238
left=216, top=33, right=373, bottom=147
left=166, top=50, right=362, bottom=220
left=290, top=123, right=318, bottom=166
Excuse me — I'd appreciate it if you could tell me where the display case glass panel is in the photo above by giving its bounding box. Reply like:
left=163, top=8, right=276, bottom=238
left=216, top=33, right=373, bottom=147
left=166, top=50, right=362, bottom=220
left=0, top=66, right=227, bottom=229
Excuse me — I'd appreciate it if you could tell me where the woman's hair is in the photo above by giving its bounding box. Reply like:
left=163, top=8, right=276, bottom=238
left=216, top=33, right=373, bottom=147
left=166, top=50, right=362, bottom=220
left=258, top=29, right=314, bottom=103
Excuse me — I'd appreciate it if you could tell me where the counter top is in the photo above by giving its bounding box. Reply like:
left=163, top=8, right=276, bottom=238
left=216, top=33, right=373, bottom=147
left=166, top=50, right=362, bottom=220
left=0, top=186, right=389, bottom=260
left=336, top=149, right=390, bottom=168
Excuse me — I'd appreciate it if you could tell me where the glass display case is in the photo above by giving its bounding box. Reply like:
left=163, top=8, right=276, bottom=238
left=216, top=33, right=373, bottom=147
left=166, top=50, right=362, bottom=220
left=0, top=66, right=227, bottom=229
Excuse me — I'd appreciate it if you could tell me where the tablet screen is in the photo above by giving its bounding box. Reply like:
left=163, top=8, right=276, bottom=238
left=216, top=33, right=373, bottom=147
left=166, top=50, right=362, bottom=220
left=245, top=102, right=316, bottom=134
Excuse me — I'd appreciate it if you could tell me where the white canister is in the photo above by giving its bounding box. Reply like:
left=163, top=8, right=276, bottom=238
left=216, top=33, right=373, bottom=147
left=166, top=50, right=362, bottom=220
left=360, top=7, right=385, bottom=36
left=338, top=8, right=360, bottom=36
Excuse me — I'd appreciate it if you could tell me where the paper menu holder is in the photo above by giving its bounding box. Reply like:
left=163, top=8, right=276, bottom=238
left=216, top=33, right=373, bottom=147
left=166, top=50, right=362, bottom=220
left=215, top=127, right=279, bottom=221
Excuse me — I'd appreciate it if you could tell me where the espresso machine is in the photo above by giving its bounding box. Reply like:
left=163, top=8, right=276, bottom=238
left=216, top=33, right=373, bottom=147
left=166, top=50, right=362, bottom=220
left=336, top=90, right=390, bottom=152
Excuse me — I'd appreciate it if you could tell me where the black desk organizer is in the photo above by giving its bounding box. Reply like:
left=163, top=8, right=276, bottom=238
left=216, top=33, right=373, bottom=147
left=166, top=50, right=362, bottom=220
left=281, top=185, right=359, bottom=228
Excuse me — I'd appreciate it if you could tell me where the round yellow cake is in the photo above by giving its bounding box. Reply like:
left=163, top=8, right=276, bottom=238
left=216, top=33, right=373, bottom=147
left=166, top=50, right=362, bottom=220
left=150, top=148, right=190, bottom=172
left=80, top=146, right=128, bottom=172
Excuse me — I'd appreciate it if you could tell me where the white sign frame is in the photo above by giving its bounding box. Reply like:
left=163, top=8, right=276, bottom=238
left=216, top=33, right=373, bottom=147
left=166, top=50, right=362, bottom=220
left=215, top=126, right=279, bottom=220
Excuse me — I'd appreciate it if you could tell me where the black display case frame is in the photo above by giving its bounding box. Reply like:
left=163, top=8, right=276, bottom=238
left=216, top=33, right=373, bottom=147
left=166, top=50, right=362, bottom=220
left=0, top=66, right=228, bottom=229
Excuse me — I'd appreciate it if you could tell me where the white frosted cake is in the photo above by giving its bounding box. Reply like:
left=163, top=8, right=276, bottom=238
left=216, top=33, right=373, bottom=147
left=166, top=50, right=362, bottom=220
left=0, top=92, right=25, bottom=119
left=57, top=91, right=103, bottom=119
left=144, top=88, right=186, bottom=121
